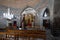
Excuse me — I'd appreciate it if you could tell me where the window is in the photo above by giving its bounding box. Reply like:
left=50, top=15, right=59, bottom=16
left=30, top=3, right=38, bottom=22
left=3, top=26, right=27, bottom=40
left=43, top=8, right=50, bottom=17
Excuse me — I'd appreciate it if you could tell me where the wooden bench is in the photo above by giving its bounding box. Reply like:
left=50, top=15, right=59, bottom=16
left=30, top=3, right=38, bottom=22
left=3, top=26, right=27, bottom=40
left=0, top=30, right=46, bottom=40
left=7, top=30, right=46, bottom=40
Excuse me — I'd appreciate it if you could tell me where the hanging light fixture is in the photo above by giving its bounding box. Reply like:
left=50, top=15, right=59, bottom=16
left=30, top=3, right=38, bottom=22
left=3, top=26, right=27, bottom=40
left=3, top=8, right=14, bottom=19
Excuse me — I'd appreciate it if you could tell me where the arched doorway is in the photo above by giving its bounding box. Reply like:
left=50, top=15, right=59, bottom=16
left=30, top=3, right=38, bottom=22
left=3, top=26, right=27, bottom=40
left=42, top=8, right=50, bottom=29
left=21, top=7, right=36, bottom=29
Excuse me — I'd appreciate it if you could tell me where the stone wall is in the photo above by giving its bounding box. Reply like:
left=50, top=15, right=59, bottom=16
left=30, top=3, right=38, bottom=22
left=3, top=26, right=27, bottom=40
left=52, top=0, right=60, bottom=36
left=0, top=0, right=54, bottom=29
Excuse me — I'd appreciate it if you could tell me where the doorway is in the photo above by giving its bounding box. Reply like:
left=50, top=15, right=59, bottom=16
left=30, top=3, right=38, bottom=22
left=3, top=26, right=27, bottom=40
left=43, top=19, right=50, bottom=29
left=42, top=8, right=50, bottom=29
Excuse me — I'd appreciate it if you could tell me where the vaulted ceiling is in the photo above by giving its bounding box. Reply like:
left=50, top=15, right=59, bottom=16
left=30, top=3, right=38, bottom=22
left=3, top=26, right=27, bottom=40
left=0, top=0, right=41, bottom=8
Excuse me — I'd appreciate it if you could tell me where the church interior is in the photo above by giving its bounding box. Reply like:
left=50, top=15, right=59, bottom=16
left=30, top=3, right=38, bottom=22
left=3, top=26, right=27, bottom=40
left=0, top=0, right=60, bottom=40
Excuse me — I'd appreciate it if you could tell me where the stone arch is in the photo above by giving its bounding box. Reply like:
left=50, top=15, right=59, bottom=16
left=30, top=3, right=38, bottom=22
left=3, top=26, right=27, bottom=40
left=41, top=7, right=50, bottom=18
left=39, top=7, right=50, bottom=30
left=43, top=8, right=50, bottom=17
left=20, top=6, right=37, bottom=29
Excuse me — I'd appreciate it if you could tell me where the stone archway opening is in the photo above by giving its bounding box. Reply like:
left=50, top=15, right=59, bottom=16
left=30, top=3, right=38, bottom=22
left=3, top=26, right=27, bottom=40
left=42, top=8, right=50, bottom=29
left=21, top=7, right=37, bottom=29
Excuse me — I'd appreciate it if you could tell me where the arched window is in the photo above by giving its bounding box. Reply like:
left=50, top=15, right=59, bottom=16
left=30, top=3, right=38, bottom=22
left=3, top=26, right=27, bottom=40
left=43, top=8, right=50, bottom=17
left=43, top=8, right=50, bottom=29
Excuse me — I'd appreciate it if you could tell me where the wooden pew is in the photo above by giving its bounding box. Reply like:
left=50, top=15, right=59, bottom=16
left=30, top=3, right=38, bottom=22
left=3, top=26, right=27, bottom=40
left=0, top=30, right=46, bottom=40
left=7, top=30, right=46, bottom=40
